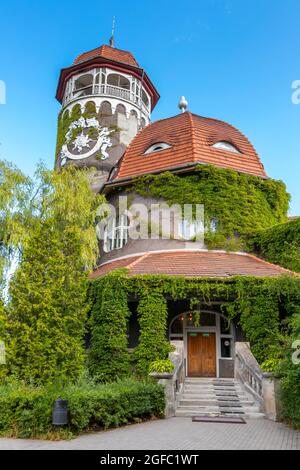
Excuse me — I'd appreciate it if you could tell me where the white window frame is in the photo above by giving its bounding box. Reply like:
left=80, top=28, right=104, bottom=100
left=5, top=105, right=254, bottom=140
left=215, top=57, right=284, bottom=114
left=103, top=214, right=129, bottom=253
left=212, top=141, right=241, bottom=154
left=178, top=219, right=203, bottom=240
left=144, top=142, right=171, bottom=154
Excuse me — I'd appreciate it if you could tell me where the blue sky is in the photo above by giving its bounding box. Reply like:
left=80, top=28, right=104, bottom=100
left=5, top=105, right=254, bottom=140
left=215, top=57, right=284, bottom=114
left=0, top=0, right=299, bottom=214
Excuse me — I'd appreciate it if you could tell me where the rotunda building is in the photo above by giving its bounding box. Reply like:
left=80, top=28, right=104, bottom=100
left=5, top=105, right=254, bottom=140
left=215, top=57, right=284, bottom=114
left=55, top=41, right=293, bottom=383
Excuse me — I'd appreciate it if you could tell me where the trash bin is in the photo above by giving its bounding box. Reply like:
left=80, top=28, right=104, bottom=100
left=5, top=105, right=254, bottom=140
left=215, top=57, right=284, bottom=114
left=52, top=398, right=68, bottom=426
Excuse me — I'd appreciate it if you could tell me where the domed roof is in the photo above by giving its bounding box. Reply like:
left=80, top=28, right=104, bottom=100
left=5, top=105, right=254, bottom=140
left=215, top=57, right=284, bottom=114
left=74, top=44, right=139, bottom=67
left=115, top=112, right=267, bottom=179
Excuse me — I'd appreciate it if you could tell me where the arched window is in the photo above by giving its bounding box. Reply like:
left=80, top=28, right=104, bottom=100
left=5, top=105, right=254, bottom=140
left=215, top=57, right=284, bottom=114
left=107, top=73, right=130, bottom=90
left=84, top=101, right=96, bottom=114
left=141, top=89, right=150, bottom=109
left=144, top=142, right=171, bottom=154
left=212, top=141, right=241, bottom=154
left=170, top=315, right=184, bottom=340
left=115, top=103, right=126, bottom=115
left=130, top=109, right=138, bottom=119
left=99, top=101, right=112, bottom=115
left=178, top=219, right=204, bottom=241
left=140, top=117, right=146, bottom=128
left=73, top=73, right=93, bottom=97
left=103, top=215, right=129, bottom=253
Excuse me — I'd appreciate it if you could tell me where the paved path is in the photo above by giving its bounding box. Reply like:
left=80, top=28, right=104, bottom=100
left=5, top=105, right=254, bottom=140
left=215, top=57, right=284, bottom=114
left=0, top=418, right=299, bottom=450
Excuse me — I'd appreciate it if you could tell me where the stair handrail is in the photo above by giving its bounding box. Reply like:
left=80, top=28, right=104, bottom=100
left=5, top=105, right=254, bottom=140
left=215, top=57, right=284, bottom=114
left=169, top=341, right=185, bottom=396
left=235, top=342, right=264, bottom=403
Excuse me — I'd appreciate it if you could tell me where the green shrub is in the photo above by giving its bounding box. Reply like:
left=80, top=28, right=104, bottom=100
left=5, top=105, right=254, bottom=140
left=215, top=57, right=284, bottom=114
left=149, top=359, right=174, bottom=374
left=247, top=218, right=300, bottom=273
left=133, top=289, right=172, bottom=376
left=279, top=366, right=300, bottom=428
left=0, top=379, right=165, bottom=438
left=88, top=273, right=131, bottom=382
left=260, top=358, right=281, bottom=373
left=275, top=311, right=300, bottom=428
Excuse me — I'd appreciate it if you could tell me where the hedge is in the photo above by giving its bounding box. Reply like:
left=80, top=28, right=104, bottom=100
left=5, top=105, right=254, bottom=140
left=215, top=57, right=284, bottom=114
left=247, top=218, right=300, bottom=273
left=0, top=379, right=165, bottom=438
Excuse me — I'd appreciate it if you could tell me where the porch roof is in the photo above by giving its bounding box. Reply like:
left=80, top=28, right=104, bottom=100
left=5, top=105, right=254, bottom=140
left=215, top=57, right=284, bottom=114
left=90, top=250, right=298, bottom=279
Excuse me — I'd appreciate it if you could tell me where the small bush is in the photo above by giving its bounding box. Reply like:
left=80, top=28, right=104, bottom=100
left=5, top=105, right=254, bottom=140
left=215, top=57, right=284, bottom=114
left=149, top=359, right=174, bottom=374
left=0, top=379, right=165, bottom=438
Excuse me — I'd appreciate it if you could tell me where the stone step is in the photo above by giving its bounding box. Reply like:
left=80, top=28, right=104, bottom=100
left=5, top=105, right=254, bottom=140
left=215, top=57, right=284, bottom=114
left=178, top=402, right=260, bottom=412
left=184, top=379, right=239, bottom=385
left=181, top=390, right=248, bottom=400
left=180, top=399, right=255, bottom=407
left=175, top=378, right=264, bottom=419
left=182, top=387, right=245, bottom=393
left=184, top=384, right=243, bottom=392
left=175, top=409, right=264, bottom=418
left=175, top=409, right=264, bottom=419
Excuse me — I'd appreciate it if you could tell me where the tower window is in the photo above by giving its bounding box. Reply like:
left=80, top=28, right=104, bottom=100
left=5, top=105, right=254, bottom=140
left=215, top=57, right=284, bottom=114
left=73, top=73, right=93, bottom=97
left=141, top=89, right=150, bottom=109
left=144, top=143, right=171, bottom=154
left=212, top=141, right=241, bottom=154
left=107, top=73, right=130, bottom=90
left=103, top=215, right=129, bottom=253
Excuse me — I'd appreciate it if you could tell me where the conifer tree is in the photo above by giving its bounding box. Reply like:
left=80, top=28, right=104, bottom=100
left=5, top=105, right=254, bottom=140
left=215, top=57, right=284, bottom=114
left=3, top=166, right=104, bottom=384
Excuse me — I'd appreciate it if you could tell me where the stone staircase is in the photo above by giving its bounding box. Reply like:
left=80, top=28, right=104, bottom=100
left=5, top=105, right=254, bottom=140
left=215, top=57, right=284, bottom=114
left=175, top=377, right=265, bottom=419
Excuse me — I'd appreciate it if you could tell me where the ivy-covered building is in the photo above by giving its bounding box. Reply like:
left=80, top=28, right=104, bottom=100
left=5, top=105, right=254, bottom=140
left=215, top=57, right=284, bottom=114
left=55, top=40, right=299, bottom=404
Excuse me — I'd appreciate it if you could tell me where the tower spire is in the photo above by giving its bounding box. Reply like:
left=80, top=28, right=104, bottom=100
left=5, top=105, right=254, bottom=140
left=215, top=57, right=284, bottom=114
left=109, top=16, right=116, bottom=47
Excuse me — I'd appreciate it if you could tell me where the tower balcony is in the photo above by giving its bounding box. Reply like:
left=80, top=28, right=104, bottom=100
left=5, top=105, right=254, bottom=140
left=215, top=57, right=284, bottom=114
left=62, top=68, right=151, bottom=116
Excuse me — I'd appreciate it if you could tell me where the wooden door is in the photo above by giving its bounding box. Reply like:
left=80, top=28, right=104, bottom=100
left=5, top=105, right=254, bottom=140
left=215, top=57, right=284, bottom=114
left=188, top=332, right=216, bottom=377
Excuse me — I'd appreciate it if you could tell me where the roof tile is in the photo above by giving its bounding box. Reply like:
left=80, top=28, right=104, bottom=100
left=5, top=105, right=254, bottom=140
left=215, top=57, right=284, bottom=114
left=116, top=112, right=267, bottom=179
left=74, top=44, right=139, bottom=67
left=91, top=251, right=296, bottom=279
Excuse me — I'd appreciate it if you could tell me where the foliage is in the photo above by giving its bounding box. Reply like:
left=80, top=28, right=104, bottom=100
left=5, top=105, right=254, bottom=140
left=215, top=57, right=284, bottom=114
left=275, top=305, right=300, bottom=427
left=5, top=221, right=88, bottom=384
left=132, top=288, right=173, bottom=376
left=2, top=166, right=104, bottom=384
left=149, top=359, right=175, bottom=374
left=88, top=272, right=131, bottom=382
left=0, top=378, right=165, bottom=439
left=248, top=218, right=300, bottom=273
left=0, top=160, right=30, bottom=283
left=91, top=273, right=300, bottom=369
left=260, top=358, right=281, bottom=372
left=129, top=166, right=289, bottom=250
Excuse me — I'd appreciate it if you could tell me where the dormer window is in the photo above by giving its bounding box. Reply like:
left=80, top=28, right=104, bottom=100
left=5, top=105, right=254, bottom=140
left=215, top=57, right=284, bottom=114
left=212, top=141, right=241, bottom=154
left=144, top=143, right=171, bottom=154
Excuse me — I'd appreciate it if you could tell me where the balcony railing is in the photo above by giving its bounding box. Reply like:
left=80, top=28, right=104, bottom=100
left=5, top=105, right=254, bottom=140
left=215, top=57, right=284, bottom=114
left=64, top=84, right=150, bottom=113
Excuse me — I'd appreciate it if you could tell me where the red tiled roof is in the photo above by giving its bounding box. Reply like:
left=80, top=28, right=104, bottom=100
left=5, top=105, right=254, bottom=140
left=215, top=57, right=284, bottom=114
left=116, top=112, right=267, bottom=179
left=74, top=45, right=139, bottom=67
left=90, top=251, right=296, bottom=279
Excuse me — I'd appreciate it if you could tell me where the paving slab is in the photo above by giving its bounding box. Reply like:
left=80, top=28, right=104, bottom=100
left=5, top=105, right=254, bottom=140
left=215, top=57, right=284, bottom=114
left=0, top=418, right=299, bottom=450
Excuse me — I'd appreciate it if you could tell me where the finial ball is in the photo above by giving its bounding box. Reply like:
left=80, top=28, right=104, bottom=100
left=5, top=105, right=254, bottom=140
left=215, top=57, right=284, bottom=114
left=178, top=96, right=188, bottom=113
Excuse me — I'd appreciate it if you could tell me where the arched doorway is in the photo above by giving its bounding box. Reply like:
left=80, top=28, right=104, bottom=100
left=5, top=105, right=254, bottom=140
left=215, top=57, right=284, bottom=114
left=169, top=311, right=235, bottom=378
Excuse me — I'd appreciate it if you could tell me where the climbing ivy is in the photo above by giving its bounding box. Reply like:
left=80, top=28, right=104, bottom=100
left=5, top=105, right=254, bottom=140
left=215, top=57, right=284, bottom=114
left=90, top=272, right=300, bottom=370
left=128, top=166, right=289, bottom=250
left=88, top=272, right=131, bottom=382
left=132, top=288, right=173, bottom=376
left=248, top=217, right=300, bottom=273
